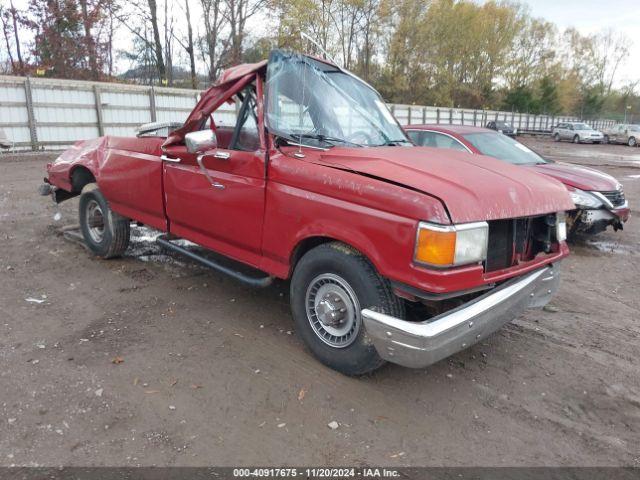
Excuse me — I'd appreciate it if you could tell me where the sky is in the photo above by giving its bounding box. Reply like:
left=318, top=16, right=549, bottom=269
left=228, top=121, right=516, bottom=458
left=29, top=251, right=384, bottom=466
left=4, top=0, right=639, bottom=87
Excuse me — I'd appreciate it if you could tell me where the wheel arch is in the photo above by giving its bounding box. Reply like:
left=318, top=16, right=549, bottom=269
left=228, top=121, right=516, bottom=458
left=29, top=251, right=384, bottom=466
left=70, top=165, right=97, bottom=193
left=289, top=235, right=378, bottom=277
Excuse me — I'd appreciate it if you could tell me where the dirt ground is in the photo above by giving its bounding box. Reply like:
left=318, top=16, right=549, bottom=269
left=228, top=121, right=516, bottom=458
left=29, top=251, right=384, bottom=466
left=0, top=137, right=639, bottom=467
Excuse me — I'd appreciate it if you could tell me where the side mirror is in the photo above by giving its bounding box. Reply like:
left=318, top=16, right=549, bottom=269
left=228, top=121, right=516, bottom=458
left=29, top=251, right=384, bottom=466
left=185, top=130, right=217, bottom=154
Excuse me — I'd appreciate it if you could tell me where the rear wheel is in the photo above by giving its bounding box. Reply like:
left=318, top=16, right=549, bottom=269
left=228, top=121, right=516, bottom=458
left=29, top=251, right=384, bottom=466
left=629, top=137, right=637, bottom=147
left=603, top=135, right=609, bottom=144
left=553, top=133, right=560, bottom=142
left=290, top=242, right=404, bottom=375
left=79, top=188, right=130, bottom=258
left=573, top=135, right=580, bottom=144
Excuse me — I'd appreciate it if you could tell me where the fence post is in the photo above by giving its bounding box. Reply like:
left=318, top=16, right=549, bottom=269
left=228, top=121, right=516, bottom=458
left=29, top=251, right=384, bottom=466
left=422, top=107, right=426, bottom=124
left=407, top=106, right=412, bottom=125
left=436, top=108, right=440, bottom=124
left=24, top=77, right=38, bottom=150
left=93, top=85, right=104, bottom=137
left=149, top=87, right=157, bottom=122
left=473, top=110, right=477, bottom=126
left=461, top=110, right=465, bottom=125
left=449, top=108, right=453, bottom=124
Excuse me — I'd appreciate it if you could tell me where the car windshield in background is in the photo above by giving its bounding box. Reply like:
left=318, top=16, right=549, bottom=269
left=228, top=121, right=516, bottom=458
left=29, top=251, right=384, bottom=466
left=496, top=122, right=512, bottom=128
left=463, top=132, right=547, bottom=165
left=573, top=123, right=591, bottom=130
left=265, top=50, right=408, bottom=148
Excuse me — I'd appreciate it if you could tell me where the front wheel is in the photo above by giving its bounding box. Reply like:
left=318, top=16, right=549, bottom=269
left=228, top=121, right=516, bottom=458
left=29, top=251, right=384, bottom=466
left=290, top=242, right=404, bottom=375
left=603, top=135, right=609, bottom=144
left=573, top=135, right=580, bottom=144
left=79, top=188, right=130, bottom=258
left=629, top=137, right=637, bottom=147
left=553, top=133, right=560, bottom=142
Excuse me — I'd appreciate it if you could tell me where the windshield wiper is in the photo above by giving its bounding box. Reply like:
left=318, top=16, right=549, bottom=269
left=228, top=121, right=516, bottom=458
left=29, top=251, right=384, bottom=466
left=289, top=133, right=363, bottom=148
left=378, top=139, right=411, bottom=146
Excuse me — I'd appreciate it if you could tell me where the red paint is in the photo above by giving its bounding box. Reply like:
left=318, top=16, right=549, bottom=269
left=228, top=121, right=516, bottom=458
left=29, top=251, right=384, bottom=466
left=46, top=62, right=572, bottom=298
left=406, top=124, right=630, bottom=224
left=407, top=124, right=623, bottom=191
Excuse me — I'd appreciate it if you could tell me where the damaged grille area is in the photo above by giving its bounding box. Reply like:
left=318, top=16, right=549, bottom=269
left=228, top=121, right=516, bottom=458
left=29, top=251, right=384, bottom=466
left=599, top=189, right=626, bottom=208
left=485, top=214, right=559, bottom=272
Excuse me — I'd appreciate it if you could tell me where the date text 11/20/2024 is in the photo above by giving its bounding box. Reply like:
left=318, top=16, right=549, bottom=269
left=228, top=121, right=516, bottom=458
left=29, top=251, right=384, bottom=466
left=232, top=467, right=400, bottom=477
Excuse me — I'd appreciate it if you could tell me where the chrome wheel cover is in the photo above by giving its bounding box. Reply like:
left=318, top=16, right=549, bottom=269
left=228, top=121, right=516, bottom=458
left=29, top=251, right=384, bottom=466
left=86, top=199, right=105, bottom=243
left=305, top=273, right=360, bottom=348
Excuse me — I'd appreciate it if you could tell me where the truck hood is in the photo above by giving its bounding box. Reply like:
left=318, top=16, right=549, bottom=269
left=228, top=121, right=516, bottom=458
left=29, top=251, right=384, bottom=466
left=319, top=146, right=575, bottom=223
left=525, top=162, right=621, bottom=192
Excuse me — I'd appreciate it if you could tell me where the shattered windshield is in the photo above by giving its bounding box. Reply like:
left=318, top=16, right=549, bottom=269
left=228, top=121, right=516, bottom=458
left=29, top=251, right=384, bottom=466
left=265, top=51, right=408, bottom=148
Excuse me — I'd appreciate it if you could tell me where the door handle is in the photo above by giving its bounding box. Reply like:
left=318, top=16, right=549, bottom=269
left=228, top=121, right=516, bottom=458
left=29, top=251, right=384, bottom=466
left=213, top=151, right=230, bottom=160
left=197, top=154, right=225, bottom=190
left=160, top=154, right=181, bottom=163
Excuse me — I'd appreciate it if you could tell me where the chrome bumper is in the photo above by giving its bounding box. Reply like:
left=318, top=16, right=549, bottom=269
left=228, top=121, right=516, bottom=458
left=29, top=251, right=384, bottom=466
left=362, top=263, right=560, bottom=368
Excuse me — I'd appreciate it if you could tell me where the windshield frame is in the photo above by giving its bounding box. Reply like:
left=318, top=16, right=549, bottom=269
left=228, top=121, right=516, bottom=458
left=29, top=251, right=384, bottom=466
left=264, top=50, right=409, bottom=149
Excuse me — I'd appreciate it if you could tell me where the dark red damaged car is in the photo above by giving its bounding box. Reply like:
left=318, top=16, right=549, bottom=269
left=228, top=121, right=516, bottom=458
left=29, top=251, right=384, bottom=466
left=42, top=51, right=574, bottom=375
left=405, top=124, right=630, bottom=236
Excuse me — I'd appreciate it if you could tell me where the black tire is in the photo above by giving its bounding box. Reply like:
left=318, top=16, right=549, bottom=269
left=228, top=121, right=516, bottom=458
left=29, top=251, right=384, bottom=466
left=290, top=242, right=404, bottom=375
left=603, top=135, right=609, bottom=144
left=573, top=135, right=580, bottom=144
left=629, top=137, right=637, bottom=147
left=553, top=133, right=560, bottom=142
left=79, top=188, right=130, bottom=258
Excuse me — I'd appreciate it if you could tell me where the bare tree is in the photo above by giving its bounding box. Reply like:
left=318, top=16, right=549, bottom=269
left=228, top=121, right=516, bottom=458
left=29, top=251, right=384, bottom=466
left=9, top=0, right=24, bottom=73
left=0, top=6, right=17, bottom=73
left=200, top=0, right=227, bottom=80
left=224, top=0, right=267, bottom=66
left=147, top=0, right=166, bottom=81
left=184, top=0, right=197, bottom=88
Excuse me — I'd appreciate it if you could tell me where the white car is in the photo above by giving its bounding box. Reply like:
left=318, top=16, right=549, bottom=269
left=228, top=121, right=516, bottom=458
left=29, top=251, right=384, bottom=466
left=552, top=122, right=604, bottom=144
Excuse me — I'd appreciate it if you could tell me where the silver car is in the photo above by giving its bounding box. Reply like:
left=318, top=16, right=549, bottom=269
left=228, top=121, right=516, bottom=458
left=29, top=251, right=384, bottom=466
left=603, top=124, right=640, bottom=147
left=552, top=122, right=604, bottom=144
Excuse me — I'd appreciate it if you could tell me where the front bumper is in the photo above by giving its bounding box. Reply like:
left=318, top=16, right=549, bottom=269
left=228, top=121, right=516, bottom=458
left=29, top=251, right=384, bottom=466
left=362, top=263, right=560, bottom=368
left=571, top=206, right=630, bottom=234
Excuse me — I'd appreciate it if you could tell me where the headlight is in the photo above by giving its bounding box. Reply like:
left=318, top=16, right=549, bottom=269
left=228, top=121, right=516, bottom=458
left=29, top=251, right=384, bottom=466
left=569, top=188, right=603, bottom=209
left=414, top=221, right=488, bottom=267
left=556, top=212, right=567, bottom=242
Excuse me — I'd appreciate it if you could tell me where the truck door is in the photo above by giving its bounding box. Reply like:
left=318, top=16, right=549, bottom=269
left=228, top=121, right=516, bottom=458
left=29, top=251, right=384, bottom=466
left=162, top=85, right=266, bottom=266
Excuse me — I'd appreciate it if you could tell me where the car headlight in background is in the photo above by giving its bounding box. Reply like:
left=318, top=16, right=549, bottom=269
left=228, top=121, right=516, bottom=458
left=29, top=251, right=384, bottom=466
left=569, top=188, right=603, bottom=209
left=414, top=221, right=488, bottom=267
left=556, top=212, right=567, bottom=242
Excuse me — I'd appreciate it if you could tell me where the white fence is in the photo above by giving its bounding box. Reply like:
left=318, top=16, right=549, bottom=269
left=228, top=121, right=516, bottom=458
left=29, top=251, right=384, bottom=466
left=0, top=75, right=617, bottom=150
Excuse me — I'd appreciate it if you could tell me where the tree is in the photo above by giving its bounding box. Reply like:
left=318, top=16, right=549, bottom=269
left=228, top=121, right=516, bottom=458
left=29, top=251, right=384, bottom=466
left=147, top=0, right=166, bottom=81
left=224, top=0, right=268, bottom=66
left=200, top=0, right=227, bottom=81
left=183, top=0, right=197, bottom=88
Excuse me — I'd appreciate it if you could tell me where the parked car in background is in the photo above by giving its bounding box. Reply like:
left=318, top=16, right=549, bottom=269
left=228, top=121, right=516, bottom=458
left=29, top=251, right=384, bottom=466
left=552, top=122, right=604, bottom=144
left=486, top=120, right=517, bottom=137
left=405, top=125, right=630, bottom=236
left=41, top=51, right=575, bottom=375
left=603, top=124, right=639, bottom=147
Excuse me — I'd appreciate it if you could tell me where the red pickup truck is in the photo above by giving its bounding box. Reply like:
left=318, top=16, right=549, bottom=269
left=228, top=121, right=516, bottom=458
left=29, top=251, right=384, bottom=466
left=43, top=51, right=574, bottom=375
